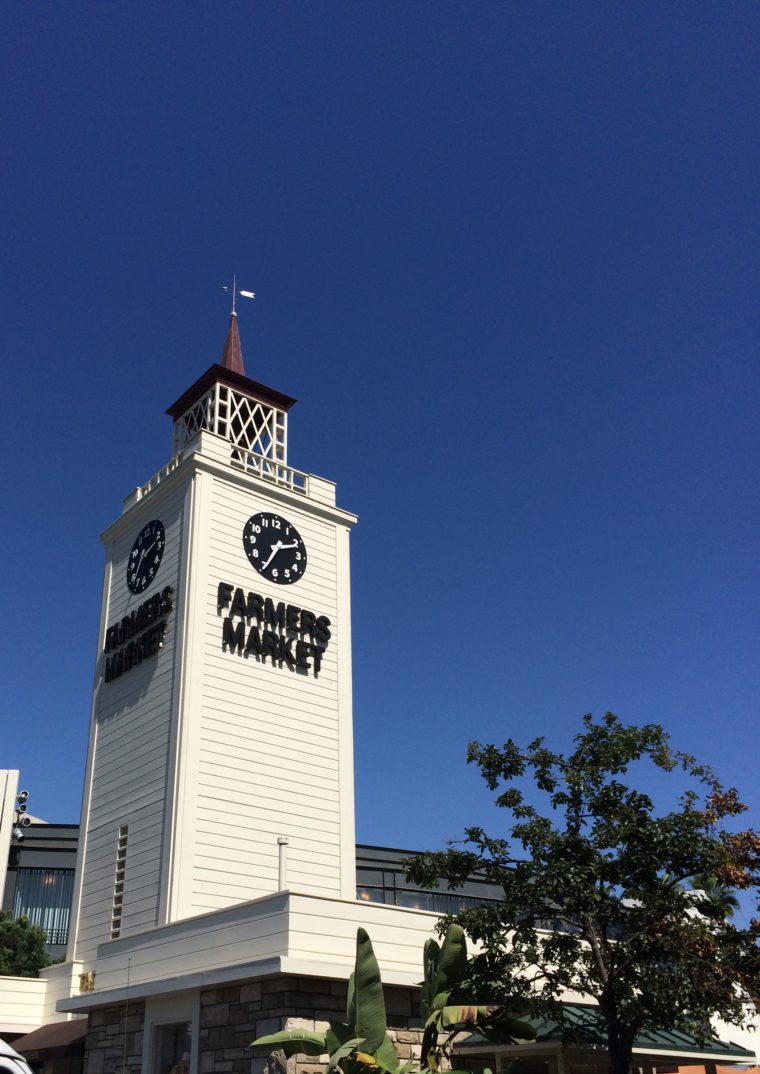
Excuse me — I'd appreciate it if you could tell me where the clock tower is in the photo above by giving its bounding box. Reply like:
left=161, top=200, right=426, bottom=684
left=69, top=314, right=357, bottom=965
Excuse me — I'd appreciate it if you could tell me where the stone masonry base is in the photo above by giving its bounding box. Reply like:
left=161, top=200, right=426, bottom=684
left=83, top=976, right=423, bottom=1074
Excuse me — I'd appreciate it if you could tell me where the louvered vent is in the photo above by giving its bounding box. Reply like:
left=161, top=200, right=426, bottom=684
left=110, top=825, right=128, bottom=939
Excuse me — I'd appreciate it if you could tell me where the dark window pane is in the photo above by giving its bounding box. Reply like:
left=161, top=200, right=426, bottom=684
left=153, top=1022, right=192, bottom=1074
left=12, top=868, right=75, bottom=945
left=356, top=869, right=384, bottom=885
left=356, top=886, right=384, bottom=904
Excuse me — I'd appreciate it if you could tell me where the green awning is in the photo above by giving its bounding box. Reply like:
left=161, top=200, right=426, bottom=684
left=458, top=1005, right=755, bottom=1063
left=532, top=1005, right=754, bottom=1059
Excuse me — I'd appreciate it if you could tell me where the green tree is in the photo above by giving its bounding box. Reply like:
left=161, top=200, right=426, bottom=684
left=0, top=912, right=51, bottom=977
left=405, top=713, right=760, bottom=1074
left=688, top=873, right=740, bottom=919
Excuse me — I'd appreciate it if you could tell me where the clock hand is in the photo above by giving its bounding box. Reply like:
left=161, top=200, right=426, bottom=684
left=261, top=541, right=284, bottom=571
left=134, top=538, right=159, bottom=574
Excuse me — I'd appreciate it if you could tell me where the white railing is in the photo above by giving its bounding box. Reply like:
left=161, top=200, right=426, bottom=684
left=231, top=448, right=307, bottom=494
left=128, top=444, right=309, bottom=510
left=137, top=454, right=184, bottom=501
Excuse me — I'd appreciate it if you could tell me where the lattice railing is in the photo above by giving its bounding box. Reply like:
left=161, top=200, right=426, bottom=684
left=173, top=383, right=287, bottom=463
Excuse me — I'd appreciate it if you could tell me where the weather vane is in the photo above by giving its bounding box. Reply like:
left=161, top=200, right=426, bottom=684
left=221, top=274, right=256, bottom=315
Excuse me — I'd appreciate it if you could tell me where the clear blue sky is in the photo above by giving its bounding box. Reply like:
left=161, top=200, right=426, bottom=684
left=2, top=4, right=758, bottom=906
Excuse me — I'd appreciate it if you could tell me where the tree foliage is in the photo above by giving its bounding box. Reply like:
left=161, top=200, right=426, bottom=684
left=0, top=912, right=51, bottom=977
left=405, top=713, right=760, bottom=1074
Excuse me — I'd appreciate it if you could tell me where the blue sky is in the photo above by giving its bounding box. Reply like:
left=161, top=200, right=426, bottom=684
left=2, top=3, right=758, bottom=912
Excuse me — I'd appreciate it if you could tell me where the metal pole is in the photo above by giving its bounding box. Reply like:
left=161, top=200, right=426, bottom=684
left=277, top=837, right=289, bottom=890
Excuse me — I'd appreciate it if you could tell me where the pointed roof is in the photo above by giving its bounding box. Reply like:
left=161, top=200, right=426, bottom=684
left=220, top=312, right=245, bottom=375
left=166, top=312, right=297, bottom=421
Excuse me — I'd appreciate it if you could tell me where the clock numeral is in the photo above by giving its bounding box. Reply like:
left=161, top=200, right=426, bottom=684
left=271, top=568, right=279, bottom=578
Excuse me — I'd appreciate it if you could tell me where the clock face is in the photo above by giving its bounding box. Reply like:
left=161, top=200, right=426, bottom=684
left=127, top=520, right=166, bottom=594
left=243, top=512, right=307, bottom=585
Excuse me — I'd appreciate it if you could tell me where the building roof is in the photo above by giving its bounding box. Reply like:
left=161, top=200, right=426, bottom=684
left=531, top=1004, right=756, bottom=1058
left=220, top=313, right=245, bottom=374
left=12, top=1019, right=87, bottom=1059
left=165, top=363, right=297, bottom=421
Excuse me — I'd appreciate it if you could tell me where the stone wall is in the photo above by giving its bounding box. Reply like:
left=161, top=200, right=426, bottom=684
left=199, top=975, right=423, bottom=1074
left=84, top=1001, right=146, bottom=1074
left=80, top=976, right=423, bottom=1074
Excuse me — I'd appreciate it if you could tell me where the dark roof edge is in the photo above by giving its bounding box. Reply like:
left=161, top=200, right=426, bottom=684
left=166, top=364, right=297, bottom=420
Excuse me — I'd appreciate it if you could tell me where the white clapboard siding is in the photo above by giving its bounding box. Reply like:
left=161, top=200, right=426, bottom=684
left=73, top=479, right=186, bottom=963
left=73, top=437, right=357, bottom=967
left=0, top=977, right=48, bottom=1033
left=64, top=893, right=438, bottom=1005
left=167, top=466, right=355, bottom=916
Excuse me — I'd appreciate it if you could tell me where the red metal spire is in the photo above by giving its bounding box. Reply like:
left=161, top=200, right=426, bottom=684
left=220, top=313, right=245, bottom=375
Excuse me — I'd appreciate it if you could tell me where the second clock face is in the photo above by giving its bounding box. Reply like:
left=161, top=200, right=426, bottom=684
left=243, top=512, right=307, bottom=585
left=127, top=519, right=165, bottom=594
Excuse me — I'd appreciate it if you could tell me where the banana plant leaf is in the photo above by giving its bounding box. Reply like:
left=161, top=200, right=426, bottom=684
left=325, top=1021, right=359, bottom=1054
left=480, top=1019, right=536, bottom=1044
left=327, top=1038, right=364, bottom=1069
left=482, top=1012, right=536, bottom=1043
left=353, top=928, right=389, bottom=1053
left=429, top=1004, right=536, bottom=1041
left=430, top=925, right=468, bottom=1009
left=373, top=1033, right=402, bottom=1073
left=421, top=938, right=440, bottom=1020
left=429, top=1003, right=496, bottom=1028
left=346, top=970, right=357, bottom=1028
left=250, top=1029, right=327, bottom=1057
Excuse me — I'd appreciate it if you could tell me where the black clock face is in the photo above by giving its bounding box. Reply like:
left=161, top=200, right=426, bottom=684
left=243, top=512, right=307, bottom=585
left=127, top=520, right=166, bottom=594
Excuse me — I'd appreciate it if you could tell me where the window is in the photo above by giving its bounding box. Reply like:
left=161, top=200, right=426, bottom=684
left=153, top=1022, right=192, bottom=1074
left=357, top=869, right=498, bottom=914
left=142, top=995, right=198, bottom=1074
left=12, top=867, right=75, bottom=944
